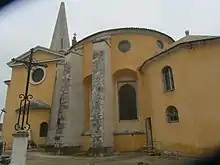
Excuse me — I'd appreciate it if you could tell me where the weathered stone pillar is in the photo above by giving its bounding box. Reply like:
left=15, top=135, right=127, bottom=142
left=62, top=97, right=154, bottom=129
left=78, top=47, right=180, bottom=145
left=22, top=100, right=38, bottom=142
left=47, top=61, right=65, bottom=146
left=56, top=60, right=71, bottom=146
left=89, top=37, right=114, bottom=156
left=61, top=48, right=84, bottom=151
left=10, top=131, right=28, bottom=165
left=47, top=47, right=84, bottom=154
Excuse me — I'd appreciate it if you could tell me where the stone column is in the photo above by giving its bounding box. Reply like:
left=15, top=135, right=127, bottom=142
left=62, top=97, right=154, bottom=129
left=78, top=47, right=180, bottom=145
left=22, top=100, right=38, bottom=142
left=55, top=60, right=71, bottom=147
left=10, top=131, right=28, bottom=165
left=68, top=48, right=84, bottom=147
left=47, top=61, right=65, bottom=146
left=61, top=48, right=84, bottom=150
left=48, top=47, right=84, bottom=154
left=90, top=37, right=114, bottom=156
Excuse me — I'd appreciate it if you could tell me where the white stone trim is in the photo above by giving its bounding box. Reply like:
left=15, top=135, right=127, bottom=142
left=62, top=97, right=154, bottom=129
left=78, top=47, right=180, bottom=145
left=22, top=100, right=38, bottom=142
left=69, top=51, right=83, bottom=56
left=30, top=66, right=47, bottom=85
left=92, top=35, right=111, bottom=43
left=72, top=45, right=84, bottom=51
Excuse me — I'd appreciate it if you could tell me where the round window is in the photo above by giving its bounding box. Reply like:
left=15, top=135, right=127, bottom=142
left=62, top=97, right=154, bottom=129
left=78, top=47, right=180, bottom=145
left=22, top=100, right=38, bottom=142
left=31, top=67, right=46, bottom=85
left=118, top=40, right=131, bottom=53
left=156, top=40, right=164, bottom=49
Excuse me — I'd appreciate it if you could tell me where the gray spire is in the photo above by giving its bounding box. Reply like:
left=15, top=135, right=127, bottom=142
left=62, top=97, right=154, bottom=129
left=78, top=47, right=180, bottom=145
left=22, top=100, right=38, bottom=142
left=50, top=2, right=70, bottom=52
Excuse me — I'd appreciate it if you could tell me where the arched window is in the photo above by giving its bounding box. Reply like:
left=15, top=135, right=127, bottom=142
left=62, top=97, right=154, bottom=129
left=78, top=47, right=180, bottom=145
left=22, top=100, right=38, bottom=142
left=39, top=122, right=48, bottom=137
left=166, top=106, right=179, bottom=123
left=162, top=66, right=175, bottom=92
left=118, top=83, right=138, bottom=120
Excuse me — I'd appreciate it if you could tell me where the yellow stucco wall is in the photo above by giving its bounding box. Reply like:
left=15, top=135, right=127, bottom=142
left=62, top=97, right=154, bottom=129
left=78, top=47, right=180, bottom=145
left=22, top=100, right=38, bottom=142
left=114, top=134, right=146, bottom=152
left=2, top=50, right=58, bottom=149
left=81, top=32, right=173, bottom=152
left=81, top=134, right=146, bottom=152
left=110, top=34, right=171, bottom=133
left=9, top=30, right=220, bottom=155
left=83, top=41, right=93, bottom=78
left=142, top=42, right=220, bottom=155
left=82, top=135, right=90, bottom=151
left=27, top=109, right=50, bottom=145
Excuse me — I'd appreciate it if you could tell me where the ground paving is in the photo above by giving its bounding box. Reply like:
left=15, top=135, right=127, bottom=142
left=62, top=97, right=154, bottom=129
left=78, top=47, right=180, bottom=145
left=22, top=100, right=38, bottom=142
left=26, top=152, right=195, bottom=165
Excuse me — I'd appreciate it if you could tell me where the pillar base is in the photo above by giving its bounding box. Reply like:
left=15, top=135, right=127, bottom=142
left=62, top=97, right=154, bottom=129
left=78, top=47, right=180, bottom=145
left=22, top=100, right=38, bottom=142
left=45, top=145, right=81, bottom=155
left=88, top=147, right=115, bottom=157
left=10, top=131, right=29, bottom=165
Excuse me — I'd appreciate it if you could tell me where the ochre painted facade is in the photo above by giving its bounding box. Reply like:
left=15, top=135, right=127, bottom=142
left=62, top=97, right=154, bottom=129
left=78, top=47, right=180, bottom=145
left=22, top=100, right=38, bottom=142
left=80, top=31, right=175, bottom=153
left=142, top=41, right=220, bottom=155
left=3, top=26, right=220, bottom=156
left=81, top=135, right=146, bottom=152
left=3, top=50, right=59, bottom=149
left=78, top=31, right=220, bottom=155
left=82, top=32, right=173, bottom=131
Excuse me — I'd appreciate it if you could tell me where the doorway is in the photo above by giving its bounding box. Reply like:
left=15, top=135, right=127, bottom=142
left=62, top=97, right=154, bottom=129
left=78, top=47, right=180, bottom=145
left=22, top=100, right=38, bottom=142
left=145, top=117, right=153, bottom=149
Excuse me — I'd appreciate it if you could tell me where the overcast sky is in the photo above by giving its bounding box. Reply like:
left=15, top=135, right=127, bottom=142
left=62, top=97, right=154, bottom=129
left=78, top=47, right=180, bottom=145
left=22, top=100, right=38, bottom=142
left=0, top=0, right=219, bottom=121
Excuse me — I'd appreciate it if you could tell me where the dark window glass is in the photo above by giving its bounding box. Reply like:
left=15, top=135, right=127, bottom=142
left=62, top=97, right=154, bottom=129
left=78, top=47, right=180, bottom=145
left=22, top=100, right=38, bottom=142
left=61, top=38, right=64, bottom=49
left=118, top=83, right=137, bottom=120
left=39, top=122, right=48, bottom=137
left=166, top=106, right=179, bottom=123
left=162, top=66, right=175, bottom=92
left=118, top=40, right=131, bottom=53
left=32, top=68, right=44, bottom=83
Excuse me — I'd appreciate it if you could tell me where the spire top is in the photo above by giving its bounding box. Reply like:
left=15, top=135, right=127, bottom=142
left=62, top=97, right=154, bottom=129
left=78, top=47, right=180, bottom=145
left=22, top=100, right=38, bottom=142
left=50, top=2, right=70, bottom=52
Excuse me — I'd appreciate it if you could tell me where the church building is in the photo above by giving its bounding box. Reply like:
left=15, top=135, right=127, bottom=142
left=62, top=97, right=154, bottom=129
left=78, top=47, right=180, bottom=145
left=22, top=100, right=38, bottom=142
left=3, top=2, right=220, bottom=156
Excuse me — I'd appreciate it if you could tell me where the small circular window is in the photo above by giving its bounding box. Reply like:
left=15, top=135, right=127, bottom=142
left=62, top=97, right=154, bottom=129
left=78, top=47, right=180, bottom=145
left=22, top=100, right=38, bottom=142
left=30, top=67, right=46, bottom=85
left=118, top=40, right=131, bottom=53
left=156, top=40, right=164, bottom=49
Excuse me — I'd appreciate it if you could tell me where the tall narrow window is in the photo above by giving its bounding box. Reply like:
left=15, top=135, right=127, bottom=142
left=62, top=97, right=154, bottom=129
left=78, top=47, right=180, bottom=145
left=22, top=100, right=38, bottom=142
left=118, top=83, right=138, bottom=120
left=39, top=122, right=48, bottom=137
left=166, top=106, right=179, bottom=123
left=61, top=38, right=64, bottom=50
left=162, top=66, right=175, bottom=92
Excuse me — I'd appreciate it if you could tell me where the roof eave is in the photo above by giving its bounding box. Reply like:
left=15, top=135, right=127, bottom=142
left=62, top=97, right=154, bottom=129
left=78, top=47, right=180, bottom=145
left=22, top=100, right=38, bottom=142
left=8, top=58, right=64, bottom=68
left=7, top=46, right=65, bottom=67
left=69, top=27, right=175, bottom=50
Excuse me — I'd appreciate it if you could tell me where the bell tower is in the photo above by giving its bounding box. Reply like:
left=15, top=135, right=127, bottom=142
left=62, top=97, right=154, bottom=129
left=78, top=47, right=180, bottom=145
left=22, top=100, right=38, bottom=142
left=50, top=2, right=70, bottom=52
